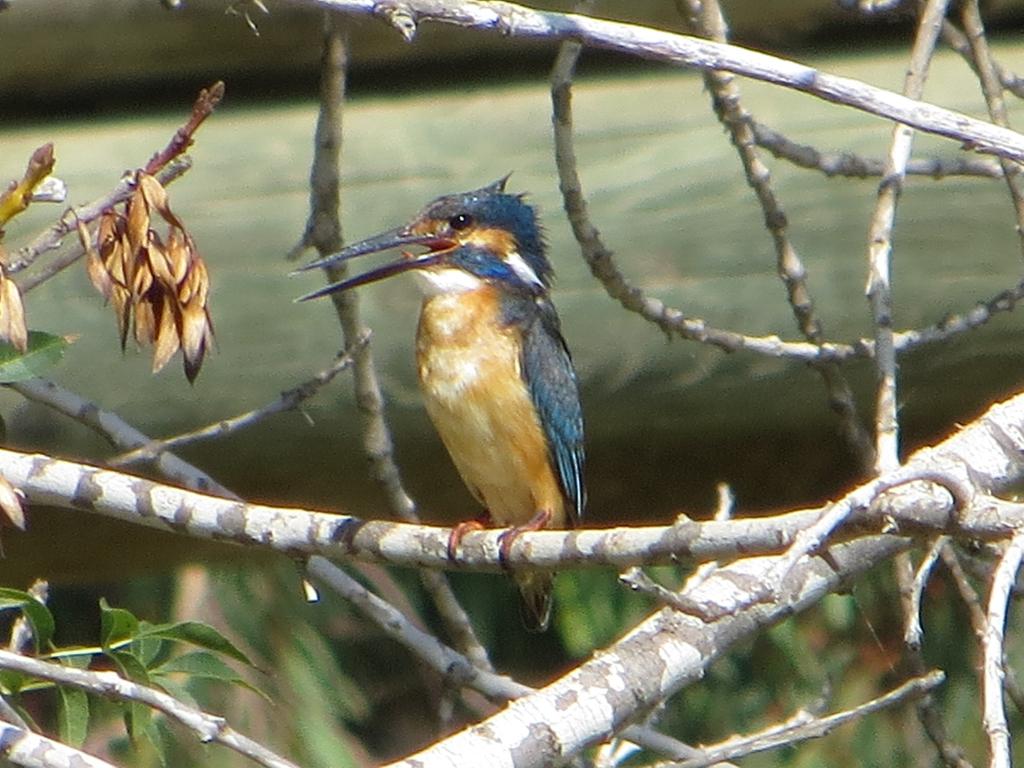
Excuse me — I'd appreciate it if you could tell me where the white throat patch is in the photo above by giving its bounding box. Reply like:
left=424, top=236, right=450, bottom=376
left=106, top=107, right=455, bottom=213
left=413, top=268, right=484, bottom=296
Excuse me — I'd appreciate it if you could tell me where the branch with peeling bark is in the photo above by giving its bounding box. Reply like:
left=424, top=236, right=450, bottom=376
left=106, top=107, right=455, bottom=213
left=2, top=387, right=1024, bottom=575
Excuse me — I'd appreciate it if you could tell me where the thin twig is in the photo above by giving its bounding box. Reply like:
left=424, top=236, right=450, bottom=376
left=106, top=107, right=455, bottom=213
left=867, top=0, right=948, bottom=474
left=142, top=81, right=224, bottom=177
left=0, top=649, right=298, bottom=768
left=940, top=543, right=1024, bottom=715
left=941, top=17, right=1024, bottom=100
left=547, top=30, right=1019, bottom=371
left=8, top=377, right=235, bottom=497
left=110, top=339, right=366, bottom=467
left=10, top=158, right=192, bottom=290
left=895, top=546, right=971, bottom=767
left=297, top=16, right=492, bottom=671
left=9, top=80, right=220, bottom=277
left=300, top=0, right=1024, bottom=162
left=678, top=0, right=874, bottom=472
left=308, top=557, right=524, bottom=699
left=752, top=120, right=1004, bottom=179
left=307, top=555, right=698, bottom=760
left=655, top=671, right=946, bottom=768
left=904, top=537, right=947, bottom=649
left=984, top=533, right=1024, bottom=768
left=958, top=0, right=1024, bottom=258
left=761, top=462, right=969, bottom=610
left=0, top=696, right=29, bottom=732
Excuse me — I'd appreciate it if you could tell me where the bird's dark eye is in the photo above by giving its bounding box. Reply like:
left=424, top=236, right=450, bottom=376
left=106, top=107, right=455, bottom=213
left=448, top=213, right=473, bottom=231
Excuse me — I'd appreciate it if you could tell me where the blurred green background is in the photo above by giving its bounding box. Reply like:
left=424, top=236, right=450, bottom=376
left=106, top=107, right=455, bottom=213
left=3, top=1, right=1024, bottom=765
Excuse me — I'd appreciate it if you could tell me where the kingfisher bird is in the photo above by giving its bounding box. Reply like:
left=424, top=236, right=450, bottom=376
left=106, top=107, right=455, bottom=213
left=295, top=176, right=585, bottom=631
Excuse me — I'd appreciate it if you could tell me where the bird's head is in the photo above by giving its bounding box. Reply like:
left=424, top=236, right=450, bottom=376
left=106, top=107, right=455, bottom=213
left=295, top=176, right=552, bottom=301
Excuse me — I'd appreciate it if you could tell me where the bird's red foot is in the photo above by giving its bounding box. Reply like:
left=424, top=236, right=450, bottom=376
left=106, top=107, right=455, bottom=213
left=498, top=509, right=553, bottom=567
left=447, top=511, right=493, bottom=560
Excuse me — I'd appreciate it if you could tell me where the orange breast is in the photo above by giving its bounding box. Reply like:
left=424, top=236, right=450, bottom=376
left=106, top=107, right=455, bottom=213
left=415, top=287, right=567, bottom=529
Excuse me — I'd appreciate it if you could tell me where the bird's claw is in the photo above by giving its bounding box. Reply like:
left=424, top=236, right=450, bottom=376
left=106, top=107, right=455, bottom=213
left=446, top=512, right=492, bottom=561
left=497, top=509, right=553, bottom=569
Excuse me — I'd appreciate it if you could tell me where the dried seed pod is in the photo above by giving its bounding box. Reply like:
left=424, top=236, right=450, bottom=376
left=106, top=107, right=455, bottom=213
left=0, top=266, right=28, bottom=353
left=80, top=173, right=214, bottom=381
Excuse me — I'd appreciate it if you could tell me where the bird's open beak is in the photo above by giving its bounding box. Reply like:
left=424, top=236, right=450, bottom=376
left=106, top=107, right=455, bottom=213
left=293, top=226, right=455, bottom=302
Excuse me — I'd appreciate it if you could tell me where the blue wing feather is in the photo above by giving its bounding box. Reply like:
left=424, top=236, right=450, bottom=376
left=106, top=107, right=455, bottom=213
left=519, top=298, right=586, bottom=524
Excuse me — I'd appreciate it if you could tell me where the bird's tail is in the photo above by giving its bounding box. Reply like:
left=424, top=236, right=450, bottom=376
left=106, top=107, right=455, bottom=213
left=516, top=571, right=554, bottom=632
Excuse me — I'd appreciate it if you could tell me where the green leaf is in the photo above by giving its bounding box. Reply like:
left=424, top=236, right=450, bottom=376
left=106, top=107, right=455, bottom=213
left=144, top=716, right=174, bottom=768
left=0, top=668, right=27, bottom=694
left=132, top=629, right=168, bottom=670
left=0, top=331, right=72, bottom=383
left=155, top=649, right=240, bottom=680
left=0, top=587, right=55, bottom=650
left=121, top=699, right=151, bottom=743
left=57, top=686, right=89, bottom=747
left=100, top=598, right=139, bottom=649
left=108, top=651, right=153, bottom=743
left=153, top=649, right=268, bottom=700
left=108, top=650, right=151, bottom=687
left=135, top=621, right=252, bottom=666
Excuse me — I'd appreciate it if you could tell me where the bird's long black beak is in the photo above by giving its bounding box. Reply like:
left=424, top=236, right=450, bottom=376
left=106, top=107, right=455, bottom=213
left=292, top=227, right=454, bottom=302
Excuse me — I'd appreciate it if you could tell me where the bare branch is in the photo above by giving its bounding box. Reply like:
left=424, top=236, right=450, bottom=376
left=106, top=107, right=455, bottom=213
left=983, top=533, right=1024, bottom=768
left=958, top=1, right=1024, bottom=257
left=678, top=0, right=874, bottom=471
left=655, top=671, right=945, bottom=768
left=940, top=544, right=1024, bottom=715
left=0, top=721, right=119, bottom=768
left=0, top=649, right=298, bottom=768
left=867, top=0, right=948, bottom=473
left=110, top=339, right=365, bottom=467
left=4, top=387, right=1024, bottom=573
left=8, top=377, right=234, bottom=497
left=904, top=537, right=947, bottom=649
left=382, top=532, right=912, bottom=765
left=308, top=555, right=698, bottom=760
left=9, top=157, right=192, bottom=288
left=297, top=16, right=492, bottom=671
left=296, top=0, right=1024, bottom=161
left=941, top=16, right=1024, bottom=100
left=751, top=120, right=1004, bottom=179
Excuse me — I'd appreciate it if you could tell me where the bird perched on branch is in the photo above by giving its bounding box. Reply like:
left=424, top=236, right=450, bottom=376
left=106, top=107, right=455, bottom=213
left=295, top=176, right=585, bottom=631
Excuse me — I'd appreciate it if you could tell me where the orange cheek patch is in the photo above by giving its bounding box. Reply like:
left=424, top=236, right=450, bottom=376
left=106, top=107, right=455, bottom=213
left=465, top=228, right=517, bottom=256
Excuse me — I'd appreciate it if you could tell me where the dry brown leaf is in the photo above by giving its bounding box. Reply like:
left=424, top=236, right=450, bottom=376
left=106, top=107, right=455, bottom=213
left=131, top=259, right=154, bottom=299
left=146, top=233, right=176, bottom=287
left=167, top=230, right=190, bottom=284
left=78, top=217, right=114, bottom=301
left=138, top=173, right=184, bottom=230
left=126, top=185, right=150, bottom=256
left=134, top=297, right=156, bottom=346
left=152, top=298, right=180, bottom=373
left=112, top=285, right=131, bottom=349
left=0, top=274, right=28, bottom=353
left=179, top=254, right=209, bottom=305
left=84, top=170, right=213, bottom=381
left=180, top=303, right=208, bottom=364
